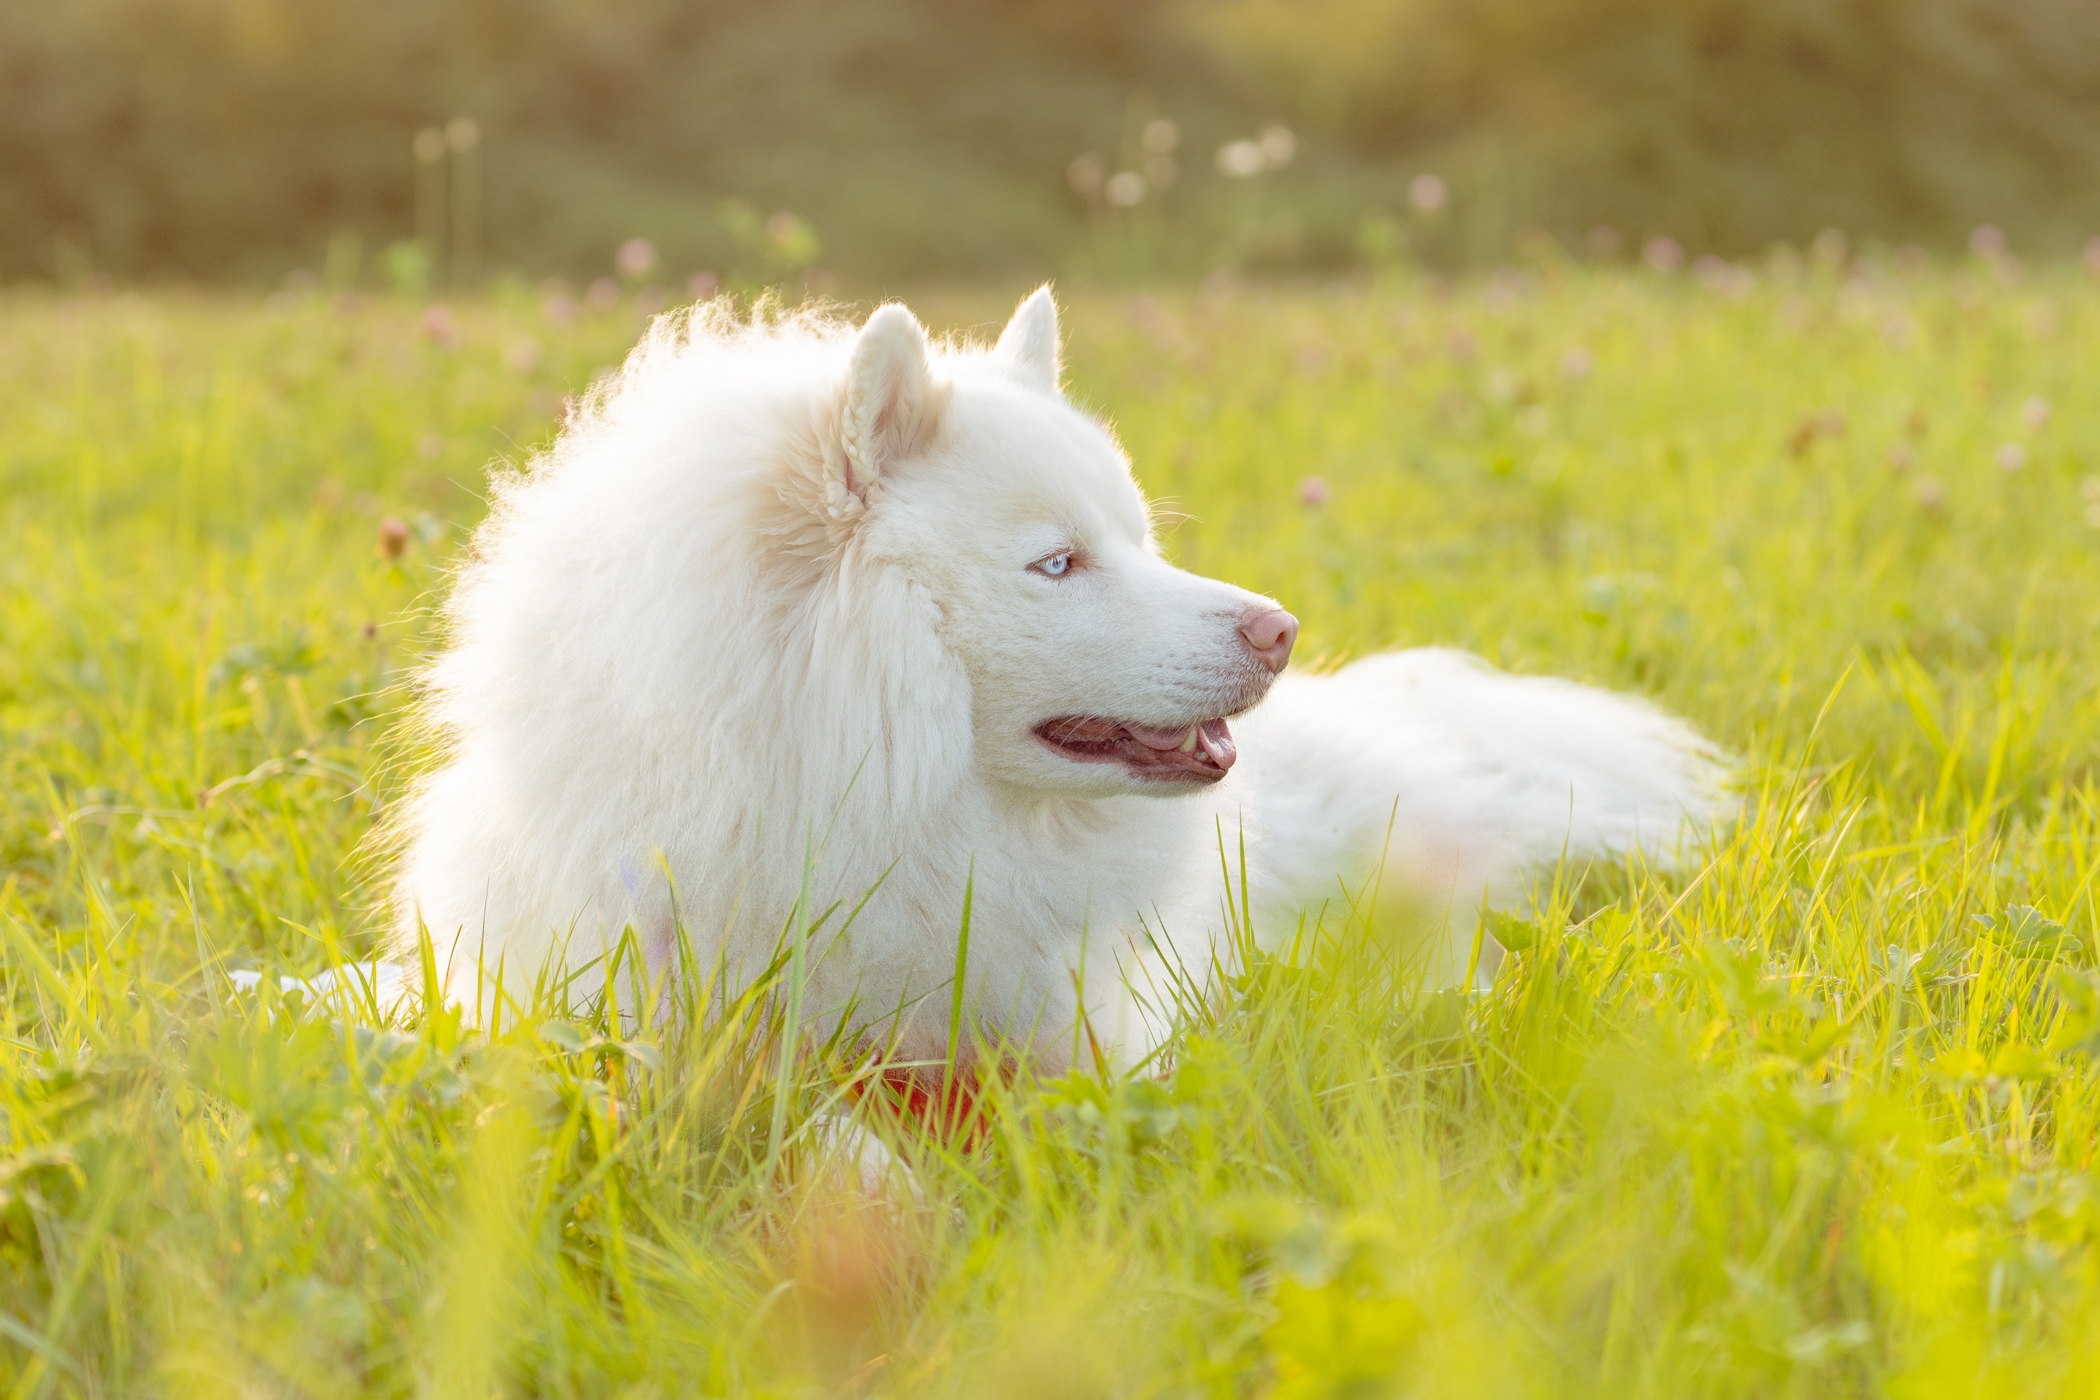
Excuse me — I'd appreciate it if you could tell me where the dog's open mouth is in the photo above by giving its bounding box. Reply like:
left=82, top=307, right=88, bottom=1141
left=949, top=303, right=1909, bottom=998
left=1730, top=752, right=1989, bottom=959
left=1033, top=716, right=1238, bottom=782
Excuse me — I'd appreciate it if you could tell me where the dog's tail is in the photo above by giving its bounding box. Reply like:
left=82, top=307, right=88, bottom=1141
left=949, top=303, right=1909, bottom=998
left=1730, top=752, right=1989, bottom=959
left=1336, top=649, right=1731, bottom=874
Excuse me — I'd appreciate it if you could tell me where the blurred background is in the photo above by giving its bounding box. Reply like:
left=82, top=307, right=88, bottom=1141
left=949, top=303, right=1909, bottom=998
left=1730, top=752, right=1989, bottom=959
left=8, top=0, right=2100, bottom=291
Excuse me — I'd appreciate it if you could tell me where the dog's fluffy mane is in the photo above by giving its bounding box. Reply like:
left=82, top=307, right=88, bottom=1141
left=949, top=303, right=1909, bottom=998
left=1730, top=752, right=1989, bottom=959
left=408, top=297, right=994, bottom=805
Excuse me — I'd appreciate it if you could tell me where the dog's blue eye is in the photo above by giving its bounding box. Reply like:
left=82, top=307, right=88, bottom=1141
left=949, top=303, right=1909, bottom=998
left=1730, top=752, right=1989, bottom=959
left=1035, top=552, right=1072, bottom=577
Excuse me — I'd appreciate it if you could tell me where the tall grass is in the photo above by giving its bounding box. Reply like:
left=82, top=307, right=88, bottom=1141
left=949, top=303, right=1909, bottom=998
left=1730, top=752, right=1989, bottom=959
left=4, top=260, right=2100, bottom=1395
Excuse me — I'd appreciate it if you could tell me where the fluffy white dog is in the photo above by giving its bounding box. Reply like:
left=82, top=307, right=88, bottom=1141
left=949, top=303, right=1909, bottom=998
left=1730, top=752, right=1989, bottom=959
left=387, top=289, right=1724, bottom=1066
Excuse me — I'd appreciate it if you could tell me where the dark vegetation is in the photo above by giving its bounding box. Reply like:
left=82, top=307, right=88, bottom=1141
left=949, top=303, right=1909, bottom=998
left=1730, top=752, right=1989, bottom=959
left=6, top=0, right=2100, bottom=285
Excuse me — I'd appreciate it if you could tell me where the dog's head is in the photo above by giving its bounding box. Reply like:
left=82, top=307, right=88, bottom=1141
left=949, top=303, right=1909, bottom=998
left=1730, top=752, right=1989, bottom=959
left=821, top=290, right=1296, bottom=798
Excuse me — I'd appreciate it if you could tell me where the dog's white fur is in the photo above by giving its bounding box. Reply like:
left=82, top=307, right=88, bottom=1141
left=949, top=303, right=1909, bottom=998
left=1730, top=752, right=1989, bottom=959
left=389, top=290, right=1724, bottom=1065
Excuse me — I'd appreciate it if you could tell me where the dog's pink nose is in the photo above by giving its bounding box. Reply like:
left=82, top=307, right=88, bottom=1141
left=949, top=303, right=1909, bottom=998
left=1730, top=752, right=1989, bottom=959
left=1239, top=606, right=1298, bottom=674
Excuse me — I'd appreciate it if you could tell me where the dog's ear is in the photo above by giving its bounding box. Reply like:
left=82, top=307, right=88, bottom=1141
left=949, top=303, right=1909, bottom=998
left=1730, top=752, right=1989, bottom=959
left=837, top=303, right=944, bottom=503
left=993, top=285, right=1060, bottom=394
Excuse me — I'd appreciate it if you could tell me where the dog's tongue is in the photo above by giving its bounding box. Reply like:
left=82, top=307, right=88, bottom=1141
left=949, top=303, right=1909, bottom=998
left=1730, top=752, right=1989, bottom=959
left=1123, top=720, right=1237, bottom=771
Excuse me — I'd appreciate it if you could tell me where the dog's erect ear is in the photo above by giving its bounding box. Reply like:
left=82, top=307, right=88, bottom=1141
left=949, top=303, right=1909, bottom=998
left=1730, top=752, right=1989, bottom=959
left=837, top=303, right=943, bottom=502
left=993, top=285, right=1060, bottom=394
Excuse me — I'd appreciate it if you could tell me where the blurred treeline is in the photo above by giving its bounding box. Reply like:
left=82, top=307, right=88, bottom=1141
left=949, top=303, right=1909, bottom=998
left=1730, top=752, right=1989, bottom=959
left=6, top=0, right=2100, bottom=286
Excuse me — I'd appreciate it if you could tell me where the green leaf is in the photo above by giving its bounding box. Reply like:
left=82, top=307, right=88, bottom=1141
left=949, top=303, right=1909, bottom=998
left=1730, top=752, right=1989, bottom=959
left=1976, top=905, right=2076, bottom=961
left=1988, top=1043, right=2058, bottom=1081
left=610, top=1040, right=663, bottom=1073
left=537, top=1019, right=589, bottom=1053
left=1483, top=909, right=1545, bottom=952
left=2047, top=970, right=2100, bottom=1058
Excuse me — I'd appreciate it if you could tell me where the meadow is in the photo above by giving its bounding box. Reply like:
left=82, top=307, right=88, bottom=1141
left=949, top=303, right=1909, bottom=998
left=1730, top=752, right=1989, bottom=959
left=4, top=256, right=2100, bottom=1397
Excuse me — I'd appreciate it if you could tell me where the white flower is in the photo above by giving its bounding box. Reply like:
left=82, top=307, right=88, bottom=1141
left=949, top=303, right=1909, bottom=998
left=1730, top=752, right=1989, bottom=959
left=1216, top=140, right=1265, bottom=178
left=1104, top=171, right=1147, bottom=207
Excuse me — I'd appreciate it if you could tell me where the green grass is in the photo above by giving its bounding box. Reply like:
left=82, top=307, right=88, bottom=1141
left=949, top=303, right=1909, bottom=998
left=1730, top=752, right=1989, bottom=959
left=4, top=262, right=2100, bottom=1397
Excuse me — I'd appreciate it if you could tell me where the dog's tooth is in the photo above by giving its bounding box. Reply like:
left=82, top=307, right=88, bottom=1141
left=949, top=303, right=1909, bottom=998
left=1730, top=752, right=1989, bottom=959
left=1179, top=726, right=1199, bottom=752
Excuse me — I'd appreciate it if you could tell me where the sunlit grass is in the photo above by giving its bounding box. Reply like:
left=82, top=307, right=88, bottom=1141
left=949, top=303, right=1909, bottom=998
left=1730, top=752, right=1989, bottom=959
left=4, top=262, right=2100, bottom=1396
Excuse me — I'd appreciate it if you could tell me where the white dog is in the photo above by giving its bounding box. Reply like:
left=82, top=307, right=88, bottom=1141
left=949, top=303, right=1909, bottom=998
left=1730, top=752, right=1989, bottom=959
left=386, top=289, right=1724, bottom=1066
